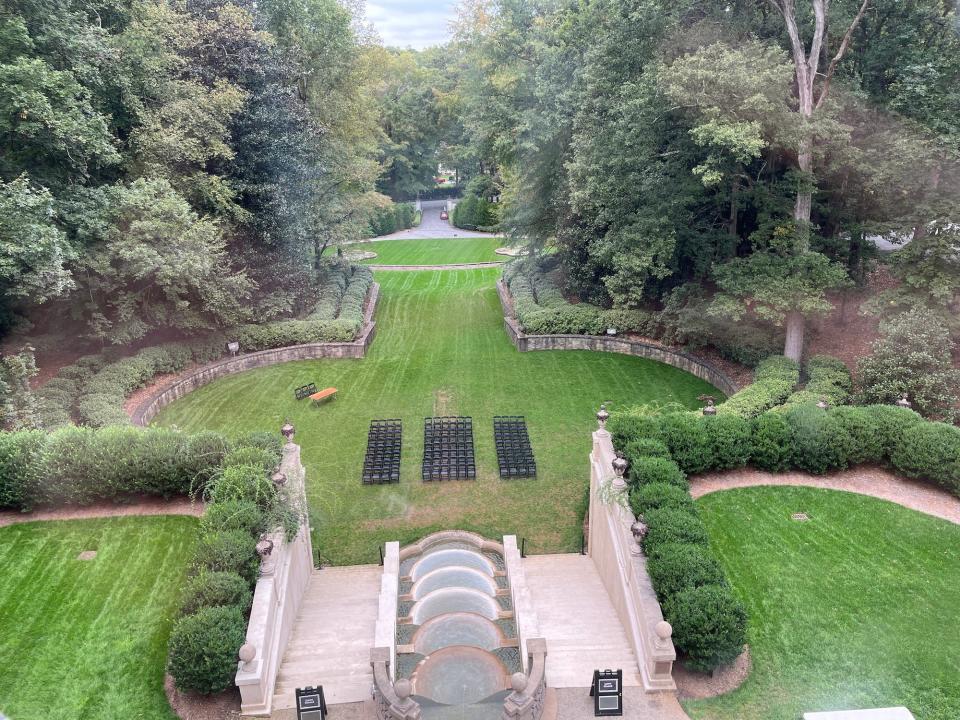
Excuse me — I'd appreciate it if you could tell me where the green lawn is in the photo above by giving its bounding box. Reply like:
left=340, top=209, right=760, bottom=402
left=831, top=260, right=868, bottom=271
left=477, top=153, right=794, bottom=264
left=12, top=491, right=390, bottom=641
left=155, top=269, right=720, bottom=564
left=687, top=487, right=960, bottom=720
left=0, top=516, right=198, bottom=720
left=337, top=237, right=505, bottom=265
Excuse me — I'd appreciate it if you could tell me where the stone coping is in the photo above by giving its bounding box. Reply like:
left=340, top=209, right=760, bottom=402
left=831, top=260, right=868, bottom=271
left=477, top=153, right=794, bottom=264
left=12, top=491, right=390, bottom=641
left=495, top=278, right=740, bottom=398
left=130, top=283, right=379, bottom=426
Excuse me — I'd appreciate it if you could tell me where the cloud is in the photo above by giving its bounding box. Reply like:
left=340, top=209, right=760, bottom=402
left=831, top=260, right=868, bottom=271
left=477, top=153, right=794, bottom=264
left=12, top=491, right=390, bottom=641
left=365, top=0, right=458, bottom=49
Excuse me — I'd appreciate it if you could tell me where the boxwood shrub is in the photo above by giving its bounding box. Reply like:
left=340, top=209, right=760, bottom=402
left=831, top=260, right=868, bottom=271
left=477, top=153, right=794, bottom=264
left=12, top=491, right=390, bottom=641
left=192, top=529, right=260, bottom=586
left=828, top=406, right=882, bottom=465
left=179, top=571, right=253, bottom=617
left=891, top=421, right=960, bottom=494
left=167, top=605, right=248, bottom=694
left=641, top=507, right=710, bottom=554
left=647, top=543, right=727, bottom=601
left=784, top=404, right=853, bottom=474
left=200, top=499, right=267, bottom=538
left=749, top=411, right=791, bottom=472
left=664, top=584, right=747, bottom=672
left=717, top=355, right=799, bottom=418
left=863, top=404, right=923, bottom=461
left=629, top=482, right=695, bottom=515
left=702, top=414, right=751, bottom=470
left=658, top=412, right=713, bottom=474
left=622, top=438, right=671, bottom=460
left=628, top=456, right=687, bottom=489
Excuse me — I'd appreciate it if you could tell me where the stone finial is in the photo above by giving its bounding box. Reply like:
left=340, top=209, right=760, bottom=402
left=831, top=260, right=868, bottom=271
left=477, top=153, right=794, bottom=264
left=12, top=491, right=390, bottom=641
left=630, top=519, right=647, bottom=542
left=896, top=394, right=912, bottom=409
left=256, top=538, right=274, bottom=558
left=596, top=403, right=610, bottom=429
left=238, top=643, right=256, bottom=669
left=655, top=620, right=673, bottom=640
left=511, top=672, right=528, bottom=693
left=612, top=453, right=628, bottom=479
left=281, top=421, right=295, bottom=441
left=816, top=398, right=829, bottom=410
left=394, top=678, right=412, bottom=699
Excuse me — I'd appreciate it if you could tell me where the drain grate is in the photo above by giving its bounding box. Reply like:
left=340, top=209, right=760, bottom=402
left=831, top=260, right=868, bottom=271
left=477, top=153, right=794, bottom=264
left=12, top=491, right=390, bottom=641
left=791, top=512, right=811, bottom=521
left=77, top=550, right=97, bottom=560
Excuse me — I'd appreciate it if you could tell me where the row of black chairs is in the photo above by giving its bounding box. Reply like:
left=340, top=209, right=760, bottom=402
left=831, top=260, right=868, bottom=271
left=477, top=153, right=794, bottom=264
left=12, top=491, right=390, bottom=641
left=494, top=416, right=537, bottom=478
left=361, top=419, right=402, bottom=484
left=423, top=417, right=476, bottom=481
left=361, top=416, right=537, bottom=484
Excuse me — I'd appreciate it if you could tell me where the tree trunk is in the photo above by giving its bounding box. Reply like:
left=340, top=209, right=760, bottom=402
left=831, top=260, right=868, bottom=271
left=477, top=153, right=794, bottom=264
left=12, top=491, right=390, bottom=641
left=784, top=311, right=805, bottom=362
left=728, top=176, right=739, bottom=238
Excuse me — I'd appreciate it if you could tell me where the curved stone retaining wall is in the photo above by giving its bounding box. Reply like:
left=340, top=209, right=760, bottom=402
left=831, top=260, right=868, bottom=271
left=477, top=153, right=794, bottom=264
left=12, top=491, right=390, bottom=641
left=496, top=279, right=739, bottom=397
left=130, top=283, right=379, bottom=426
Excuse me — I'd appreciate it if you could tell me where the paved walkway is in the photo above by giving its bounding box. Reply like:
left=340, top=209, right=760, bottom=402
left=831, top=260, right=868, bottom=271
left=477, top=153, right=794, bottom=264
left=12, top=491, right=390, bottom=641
left=0, top=496, right=203, bottom=527
left=523, top=553, right=641, bottom=689
left=347, top=200, right=501, bottom=241
left=690, top=467, right=960, bottom=525
left=272, top=565, right=381, bottom=711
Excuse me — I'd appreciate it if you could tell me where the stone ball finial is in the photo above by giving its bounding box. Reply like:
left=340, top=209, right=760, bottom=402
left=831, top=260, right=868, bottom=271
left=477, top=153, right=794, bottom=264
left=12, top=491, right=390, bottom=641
left=238, top=643, right=256, bottom=664
left=655, top=620, right=673, bottom=640
left=256, top=538, right=274, bottom=558
left=612, top=453, right=628, bottom=478
left=596, top=403, right=610, bottom=429
left=394, top=678, right=412, bottom=699
left=511, top=672, right=528, bottom=693
left=896, top=394, right=912, bottom=409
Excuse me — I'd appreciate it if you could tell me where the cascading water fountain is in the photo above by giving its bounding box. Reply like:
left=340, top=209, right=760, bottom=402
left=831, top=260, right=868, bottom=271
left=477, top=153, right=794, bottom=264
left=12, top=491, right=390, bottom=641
left=394, top=532, right=522, bottom=718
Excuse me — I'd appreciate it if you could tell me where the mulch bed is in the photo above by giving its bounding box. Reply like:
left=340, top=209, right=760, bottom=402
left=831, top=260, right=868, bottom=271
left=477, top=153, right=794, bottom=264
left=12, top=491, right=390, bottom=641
left=165, top=675, right=242, bottom=720
left=674, top=647, right=751, bottom=700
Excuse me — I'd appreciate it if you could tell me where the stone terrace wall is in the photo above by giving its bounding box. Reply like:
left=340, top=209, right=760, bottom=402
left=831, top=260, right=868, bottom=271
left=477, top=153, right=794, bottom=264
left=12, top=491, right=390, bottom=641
left=496, top=279, right=739, bottom=397
left=130, top=283, right=380, bottom=426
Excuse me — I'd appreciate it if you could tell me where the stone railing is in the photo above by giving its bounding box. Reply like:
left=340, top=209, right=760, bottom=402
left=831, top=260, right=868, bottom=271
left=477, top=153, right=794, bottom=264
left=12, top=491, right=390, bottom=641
left=235, top=441, right=314, bottom=715
left=371, top=648, right=421, bottom=720
left=588, top=426, right=677, bottom=692
left=501, top=637, right=548, bottom=720
left=374, top=541, right=400, bottom=679
left=496, top=279, right=739, bottom=397
left=130, top=283, right=379, bottom=426
left=503, top=535, right=540, bottom=672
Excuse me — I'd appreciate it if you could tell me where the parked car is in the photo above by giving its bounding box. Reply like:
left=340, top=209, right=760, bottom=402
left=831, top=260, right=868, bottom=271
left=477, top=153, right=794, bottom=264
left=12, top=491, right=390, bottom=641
left=440, top=210, right=449, bottom=220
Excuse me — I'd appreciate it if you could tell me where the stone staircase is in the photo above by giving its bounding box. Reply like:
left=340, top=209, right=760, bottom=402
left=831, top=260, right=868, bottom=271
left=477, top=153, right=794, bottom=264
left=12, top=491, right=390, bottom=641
left=271, top=564, right=381, bottom=709
left=522, top=553, right=642, bottom=688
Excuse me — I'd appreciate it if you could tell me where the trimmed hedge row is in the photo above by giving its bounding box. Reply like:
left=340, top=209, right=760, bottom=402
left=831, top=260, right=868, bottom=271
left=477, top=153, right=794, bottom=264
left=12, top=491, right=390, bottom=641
left=782, top=355, right=852, bottom=408
left=504, top=260, right=657, bottom=336
left=167, top=439, right=288, bottom=694
left=0, top=426, right=232, bottom=509
left=35, top=265, right=373, bottom=429
left=369, top=202, right=415, bottom=236
left=613, top=401, right=960, bottom=670
left=716, top=355, right=799, bottom=418
left=621, top=444, right=746, bottom=671
left=614, top=404, right=959, bottom=494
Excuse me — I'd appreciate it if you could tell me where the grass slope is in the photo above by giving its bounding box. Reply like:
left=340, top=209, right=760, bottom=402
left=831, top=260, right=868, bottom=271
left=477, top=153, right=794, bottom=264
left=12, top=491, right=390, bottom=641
left=156, top=269, right=719, bottom=564
left=338, top=237, right=505, bottom=265
left=0, top=516, right=197, bottom=720
left=688, top=486, right=960, bottom=720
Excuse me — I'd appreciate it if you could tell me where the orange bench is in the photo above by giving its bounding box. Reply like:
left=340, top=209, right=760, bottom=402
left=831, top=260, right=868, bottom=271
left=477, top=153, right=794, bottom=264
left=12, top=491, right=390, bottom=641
left=309, top=387, right=338, bottom=404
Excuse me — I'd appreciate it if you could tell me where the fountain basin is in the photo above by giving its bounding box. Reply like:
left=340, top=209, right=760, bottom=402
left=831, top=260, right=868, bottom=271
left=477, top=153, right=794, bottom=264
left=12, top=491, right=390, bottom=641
left=412, top=612, right=505, bottom=655
left=412, top=646, right=509, bottom=705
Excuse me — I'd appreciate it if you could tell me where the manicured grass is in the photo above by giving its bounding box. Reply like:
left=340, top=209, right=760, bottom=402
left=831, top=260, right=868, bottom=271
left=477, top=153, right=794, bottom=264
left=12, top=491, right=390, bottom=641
left=155, top=269, right=720, bottom=564
left=0, top=516, right=198, bottom=720
left=687, top=487, right=960, bottom=720
left=340, top=237, right=505, bottom=265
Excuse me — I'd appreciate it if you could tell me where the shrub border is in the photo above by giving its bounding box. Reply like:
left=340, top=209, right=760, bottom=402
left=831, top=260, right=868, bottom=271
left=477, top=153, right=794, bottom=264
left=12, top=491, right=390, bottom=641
left=496, top=278, right=740, bottom=397
left=130, top=283, right=379, bottom=426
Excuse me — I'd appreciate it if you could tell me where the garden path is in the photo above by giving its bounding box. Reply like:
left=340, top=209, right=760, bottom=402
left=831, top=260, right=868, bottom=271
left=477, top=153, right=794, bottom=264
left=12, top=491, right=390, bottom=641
left=348, top=199, right=501, bottom=241
left=0, top=496, right=203, bottom=527
left=690, top=467, right=960, bottom=525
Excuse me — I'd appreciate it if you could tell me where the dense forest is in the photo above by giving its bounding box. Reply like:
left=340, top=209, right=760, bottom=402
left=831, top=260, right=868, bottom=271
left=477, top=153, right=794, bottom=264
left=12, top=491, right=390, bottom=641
left=1, top=0, right=959, bottom=419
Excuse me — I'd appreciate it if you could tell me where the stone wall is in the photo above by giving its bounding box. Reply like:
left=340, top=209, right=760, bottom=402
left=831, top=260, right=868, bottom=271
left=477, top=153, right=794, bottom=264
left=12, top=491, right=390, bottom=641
left=130, top=283, right=379, bottom=426
left=588, top=427, right=677, bottom=692
left=496, top=279, right=739, bottom=397
left=235, top=441, right=314, bottom=715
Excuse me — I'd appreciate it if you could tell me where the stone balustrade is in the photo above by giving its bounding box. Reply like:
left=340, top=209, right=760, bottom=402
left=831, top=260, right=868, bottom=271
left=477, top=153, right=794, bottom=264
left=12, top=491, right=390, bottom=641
left=235, top=441, right=314, bottom=715
left=495, top=279, right=739, bottom=397
left=501, top=637, right=548, bottom=720
left=371, top=648, right=422, bottom=720
left=588, top=427, right=677, bottom=692
left=130, top=283, right=379, bottom=426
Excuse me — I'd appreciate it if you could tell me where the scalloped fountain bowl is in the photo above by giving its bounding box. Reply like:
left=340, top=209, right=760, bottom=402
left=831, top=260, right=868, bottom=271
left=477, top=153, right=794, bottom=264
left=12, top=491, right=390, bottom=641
left=413, top=646, right=510, bottom=704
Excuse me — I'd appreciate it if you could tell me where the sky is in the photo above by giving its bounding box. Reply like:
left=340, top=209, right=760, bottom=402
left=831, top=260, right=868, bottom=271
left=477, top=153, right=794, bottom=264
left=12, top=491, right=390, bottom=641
left=365, top=0, right=459, bottom=49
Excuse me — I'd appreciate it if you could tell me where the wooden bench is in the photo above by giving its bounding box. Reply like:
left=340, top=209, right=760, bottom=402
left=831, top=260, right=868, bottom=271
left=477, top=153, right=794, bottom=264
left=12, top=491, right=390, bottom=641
left=294, top=383, right=318, bottom=400
left=309, top=387, right=338, bottom=404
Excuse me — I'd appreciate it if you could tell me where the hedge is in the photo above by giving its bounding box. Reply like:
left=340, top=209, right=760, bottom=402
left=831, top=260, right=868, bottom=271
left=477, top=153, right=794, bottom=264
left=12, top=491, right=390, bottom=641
left=504, top=260, right=657, bottom=336
left=664, top=584, right=747, bottom=672
left=647, top=543, right=726, bottom=601
left=891, top=421, right=960, bottom=494
left=630, top=482, right=695, bottom=515
left=783, top=355, right=853, bottom=408
left=0, top=426, right=229, bottom=510
left=641, top=507, right=711, bottom=553
left=627, top=456, right=687, bottom=489
left=717, top=355, right=799, bottom=418
left=167, top=605, right=248, bottom=694
left=179, top=571, right=253, bottom=617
